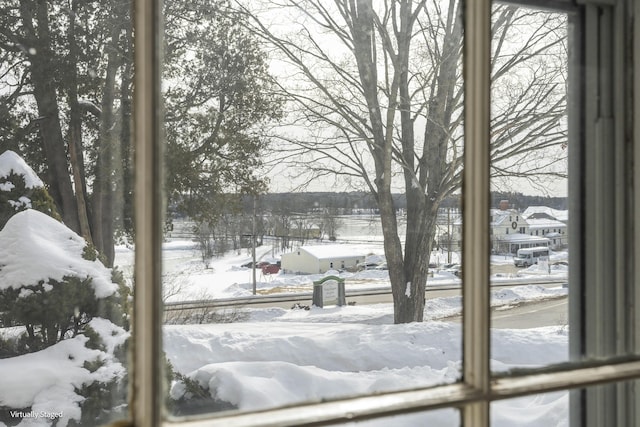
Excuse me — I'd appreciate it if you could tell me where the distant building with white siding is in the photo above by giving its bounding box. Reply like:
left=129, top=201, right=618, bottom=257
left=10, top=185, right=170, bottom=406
left=281, top=245, right=366, bottom=274
left=490, top=208, right=547, bottom=254
left=522, top=207, right=569, bottom=249
left=448, top=202, right=569, bottom=254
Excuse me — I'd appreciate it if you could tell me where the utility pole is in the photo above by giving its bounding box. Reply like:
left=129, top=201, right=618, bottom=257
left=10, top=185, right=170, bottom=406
left=447, top=207, right=452, bottom=264
left=252, top=194, right=257, bottom=295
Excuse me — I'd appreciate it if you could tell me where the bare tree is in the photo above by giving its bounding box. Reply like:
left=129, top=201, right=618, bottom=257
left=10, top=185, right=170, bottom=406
left=320, top=207, right=341, bottom=241
left=239, top=0, right=567, bottom=323
left=193, top=222, right=216, bottom=267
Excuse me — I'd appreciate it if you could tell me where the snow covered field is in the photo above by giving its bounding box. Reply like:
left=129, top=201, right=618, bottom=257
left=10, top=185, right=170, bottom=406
left=142, top=239, right=568, bottom=303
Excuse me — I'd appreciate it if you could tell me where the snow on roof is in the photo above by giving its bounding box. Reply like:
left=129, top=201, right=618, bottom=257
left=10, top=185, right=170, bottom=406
left=525, top=218, right=566, bottom=228
left=499, top=233, right=550, bottom=243
left=0, top=150, right=44, bottom=189
left=300, top=245, right=365, bottom=259
left=0, top=209, right=118, bottom=298
left=522, top=206, right=568, bottom=222
left=490, top=209, right=521, bottom=225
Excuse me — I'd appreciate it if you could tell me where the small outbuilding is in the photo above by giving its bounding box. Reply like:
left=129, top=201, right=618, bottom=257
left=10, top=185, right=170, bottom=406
left=281, top=245, right=366, bottom=274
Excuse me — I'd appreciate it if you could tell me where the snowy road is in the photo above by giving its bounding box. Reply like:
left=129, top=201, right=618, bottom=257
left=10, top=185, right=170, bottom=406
left=164, top=285, right=569, bottom=329
left=491, top=297, right=568, bottom=329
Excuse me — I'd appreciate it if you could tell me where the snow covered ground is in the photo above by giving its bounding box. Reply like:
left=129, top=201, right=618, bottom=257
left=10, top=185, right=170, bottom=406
left=164, top=305, right=568, bottom=426
left=134, top=240, right=567, bottom=303
left=146, top=241, right=569, bottom=426
left=0, top=238, right=569, bottom=426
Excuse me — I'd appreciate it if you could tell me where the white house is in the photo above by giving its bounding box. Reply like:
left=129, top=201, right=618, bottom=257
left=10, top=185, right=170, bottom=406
left=281, top=245, right=366, bottom=274
left=434, top=202, right=570, bottom=254
left=491, top=208, right=529, bottom=236
left=524, top=218, right=568, bottom=248
left=448, top=208, right=533, bottom=253
left=522, top=207, right=569, bottom=249
left=489, top=208, right=546, bottom=254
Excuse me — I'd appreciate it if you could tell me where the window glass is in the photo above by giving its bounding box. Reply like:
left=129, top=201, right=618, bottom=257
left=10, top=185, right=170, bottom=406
left=0, top=0, right=132, bottom=425
left=491, top=390, right=568, bottom=426
left=489, top=4, right=570, bottom=371
left=161, top=0, right=465, bottom=417
left=491, top=380, right=640, bottom=427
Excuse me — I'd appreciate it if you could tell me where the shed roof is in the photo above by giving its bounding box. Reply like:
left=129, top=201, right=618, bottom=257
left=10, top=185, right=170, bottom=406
left=299, top=245, right=365, bottom=260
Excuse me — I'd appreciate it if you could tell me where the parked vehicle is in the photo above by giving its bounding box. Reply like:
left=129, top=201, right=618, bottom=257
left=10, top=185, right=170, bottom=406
left=261, top=263, right=280, bottom=275
left=358, top=261, right=382, bottom=271
left=513, top=246, right=550, bottom=267
left=444, top=263, right=462, bottom=277
left=373, top=262, right=388, bottom=270
left=241, top=261, right=270, bottom=269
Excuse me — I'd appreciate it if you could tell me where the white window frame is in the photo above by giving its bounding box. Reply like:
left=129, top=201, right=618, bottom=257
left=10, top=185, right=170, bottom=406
left=127, top=0, right=640, bottom=426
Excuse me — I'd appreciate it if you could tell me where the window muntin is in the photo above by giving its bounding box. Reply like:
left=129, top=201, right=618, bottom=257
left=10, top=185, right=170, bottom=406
left=349, top=408, right=460, bottom=426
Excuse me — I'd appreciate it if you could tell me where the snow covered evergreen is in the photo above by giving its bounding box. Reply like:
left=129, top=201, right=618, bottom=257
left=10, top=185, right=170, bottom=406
left=0, top=152, right=130, bottom=426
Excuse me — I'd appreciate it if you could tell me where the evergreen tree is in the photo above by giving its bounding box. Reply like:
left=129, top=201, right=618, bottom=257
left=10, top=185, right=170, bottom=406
left=0, top=150, right=60, bottom=229
left=0, top=153, right=131, bottom=424
left=164, top=0, right=282, bottom=227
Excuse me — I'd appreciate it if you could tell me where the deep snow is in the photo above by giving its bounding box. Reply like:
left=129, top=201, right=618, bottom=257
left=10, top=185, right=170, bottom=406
left=151, top=241, right=569, bottom=426
left=0, top=226, right=569, bottom=426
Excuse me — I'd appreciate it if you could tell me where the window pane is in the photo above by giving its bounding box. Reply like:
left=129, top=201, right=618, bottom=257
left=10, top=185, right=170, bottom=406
left=0, top=0, right=132, bottom=425
left=489, top=4, right=570, bottom=371
left=161, top=0, right=464, bottom=418
left=491, top=390, right=568, bottom=426
left=491, top=380, right=640, bottom=427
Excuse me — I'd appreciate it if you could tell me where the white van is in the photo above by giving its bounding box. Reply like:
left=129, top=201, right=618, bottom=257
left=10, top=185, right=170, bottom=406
left=513, top=246, right=550, bottom=267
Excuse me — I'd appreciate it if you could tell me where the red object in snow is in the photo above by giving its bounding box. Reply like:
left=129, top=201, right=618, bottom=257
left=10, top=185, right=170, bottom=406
left=261, top=264, right=280, bottom=275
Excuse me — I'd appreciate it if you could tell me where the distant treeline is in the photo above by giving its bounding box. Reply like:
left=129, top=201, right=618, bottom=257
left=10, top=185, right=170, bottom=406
left=239, top=191, right=567, bottom=214
left=489, top=191, right=568, bottom=211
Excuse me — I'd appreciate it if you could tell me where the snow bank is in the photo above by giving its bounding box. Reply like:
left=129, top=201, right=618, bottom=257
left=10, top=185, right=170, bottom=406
left=152, top=240, right=571, bottom=425
left=0, top=210, right=118, bottom=298
left=491, top=284, right=567, bottom=306
left=165, top=314, right=567, bottom=418
left=189, top=360, right=458, bottom=411
left=165, top=321, right=463, bottom=375
left=0, top=319, right=128, bottom=427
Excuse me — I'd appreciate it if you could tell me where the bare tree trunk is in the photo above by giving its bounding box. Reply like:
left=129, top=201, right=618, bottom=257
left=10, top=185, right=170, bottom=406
left=351, top=0, right=427, bottom=323
left=21, top=0, right=80, bottom=233
left=119, top=24, right=135, bottom=238
left=67, top=0, right=93, bottom=244
left=398, top=0, right=462, bottom=322
left=93, top=51, right=119, bottom=265
left=92, top=13, right=127, bottom=266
